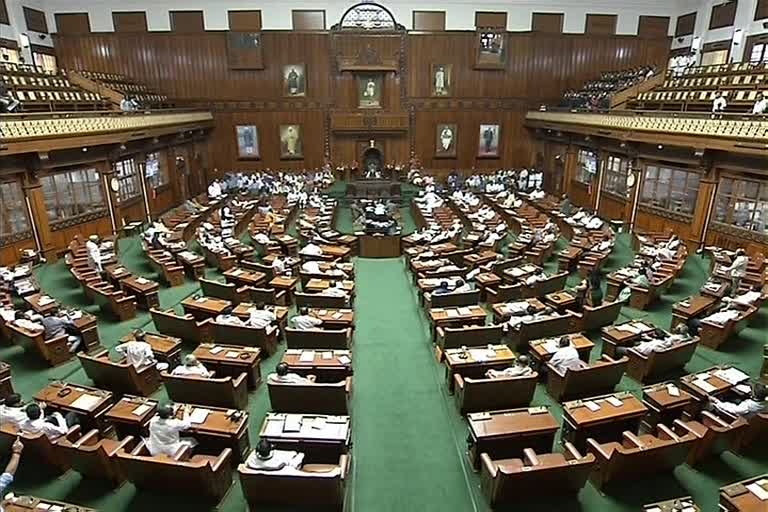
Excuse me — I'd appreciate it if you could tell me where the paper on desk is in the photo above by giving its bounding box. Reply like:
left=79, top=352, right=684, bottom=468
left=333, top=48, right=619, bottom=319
left=584, top=401, right=601, bottom=412
left=667, top=384, right=681, bottom=397
left=694, top=378, right=717, bottom=393
left=713, top=367, right=750, bottom=385
left=231, top=269, right=243, bottom=275
left=338, top=355, right=351, bottom=365
left=320, top=352, right=333, bottom=360
left=746, top=482, right=768, bottom=501
left=70, top=393, right=102, bottom=411
left=225, top=351, right=239, bottom=358
left=508, top=268, right=524, bottom=277
left=285, top=349, right=302, bottom=355
left=606, top=396, right=623, bottom=408
left=299, top=350, right=316, bottom=362
left=132, top=404, right=151, bottom=416
left=614, top=324, right=639, bottom=334
left=332, top=312, right=344, bottom=319
left=136, top=277, right=149, bottom=285
left=542, top=339, right=559, bottom=354
left=209, top=346, right=224, bottom=354
left=189, top=408, right=210, bottom=424
left=284, top=415, right=302, bottom=432
left=195, top=297, right=207, bottom=303
left=467, top=349, right=488, bottom=362
left=457, top=307, right=472, bottom=316
left=446, top=309, right=459, bottom=318
left=318, top=309, right=328, bottom=316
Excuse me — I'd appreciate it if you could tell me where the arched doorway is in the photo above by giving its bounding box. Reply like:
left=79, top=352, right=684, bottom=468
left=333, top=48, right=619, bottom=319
left=362, top=147, right=384, bottom=175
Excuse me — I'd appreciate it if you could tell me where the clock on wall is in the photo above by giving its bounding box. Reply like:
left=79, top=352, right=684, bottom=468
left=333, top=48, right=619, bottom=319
left=110, top=177, right=119, bottom=192
left=626, top=173, right=636, bottom=189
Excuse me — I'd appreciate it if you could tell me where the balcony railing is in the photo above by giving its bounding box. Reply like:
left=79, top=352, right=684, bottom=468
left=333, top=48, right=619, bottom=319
left=1, top=109, right=213, bottom=142
left=526, top=109, right=768, bottom=142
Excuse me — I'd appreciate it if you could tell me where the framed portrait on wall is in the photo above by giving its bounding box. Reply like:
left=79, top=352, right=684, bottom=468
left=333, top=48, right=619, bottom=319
left=235, top=125, right=259, bottom=159
left=435, top=124, right=457, bottom=158
left=357, top=74, right=383, bottom=108
left=477, top=124, right=500, bottom=158
left=475, top=30, right=506, bottom=69
left=283, top=64, right=306, bottom=97
left=279, top=124, right=303, bottom=159
left=431, top=64, right=452, bottom=97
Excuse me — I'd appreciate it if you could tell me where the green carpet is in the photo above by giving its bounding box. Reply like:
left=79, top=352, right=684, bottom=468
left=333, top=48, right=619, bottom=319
left=1, top=205, right=766, bottom=512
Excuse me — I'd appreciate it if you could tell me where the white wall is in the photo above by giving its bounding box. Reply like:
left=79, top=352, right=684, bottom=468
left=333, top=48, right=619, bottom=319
left=670, top=0, right=767, bottom=62
left=37, top=0, right=682, bottom=33
left=2, top=0, right=55, bottom=65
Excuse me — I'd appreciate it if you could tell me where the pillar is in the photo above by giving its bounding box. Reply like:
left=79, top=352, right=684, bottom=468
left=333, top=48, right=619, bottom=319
left=96, top=160, right=122, bottom=235
left=21, top=172, right=55, bottom=261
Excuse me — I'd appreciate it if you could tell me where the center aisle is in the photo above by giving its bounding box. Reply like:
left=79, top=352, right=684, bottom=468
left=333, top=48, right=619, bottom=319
left=350, top=256, right=480, bottom=511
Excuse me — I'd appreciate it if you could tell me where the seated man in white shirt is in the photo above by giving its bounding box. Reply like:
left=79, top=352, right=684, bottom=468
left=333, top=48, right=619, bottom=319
left=248, top=303, right=278, bottom=332
left=19, top=403, right=74, bottom=440
left=215, top=306, right=245, bottom=326
left=171, top=355, right=213, bottom=378
left=548, top=336, right=584, bottom=375
left=486, top=355, right=534, bottom=379
left=723, top=284, right=764, bottom=308
left=299, top=243, right=323, bottom=256
left=246, top=439, right=305, bottom=473
left=301, top=260, right=322, bottom=274
left=321, top=281, right=349, bottom=298
left=272, top=256, right=286, bottom=275
left=451, top=278, right=473, bottom=294
left=268, top=362, right=316, bottom=384
left=0, top=394, right=27, bottom=428
left=146, top=403, right=198, bottom=457
left=702, top=304, right=742, bottom=326
left=12, top=311, right=43, bottom=332
left=290, top=308, right=323, bottom=330
left=616, top=324, right=690, bottom=356
left=115, top=330, right=157, bottom=369
left=710, top=384, right=767, bottom=419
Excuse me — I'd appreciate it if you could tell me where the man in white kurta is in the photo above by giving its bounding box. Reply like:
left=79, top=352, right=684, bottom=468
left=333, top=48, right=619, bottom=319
left=549, top=337, right=583, bottom=375
left=146, top=404, right=198, bottom=457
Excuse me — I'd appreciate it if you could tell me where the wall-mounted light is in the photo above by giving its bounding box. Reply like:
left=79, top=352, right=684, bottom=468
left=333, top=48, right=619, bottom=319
left=657, top=144, right=664, bottom=150
left=733, top=29, right=743, bottom=46
left=19, top=34, right=30, bottom=48
left=82, top=147, right=88, bottom=152
left=692, top=37, right=702, bottom=51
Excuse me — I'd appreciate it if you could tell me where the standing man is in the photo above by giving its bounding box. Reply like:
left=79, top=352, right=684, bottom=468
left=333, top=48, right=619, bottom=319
left=722, top=248, right=749, bottom=296
left=0, top=439, right=23, bottom=507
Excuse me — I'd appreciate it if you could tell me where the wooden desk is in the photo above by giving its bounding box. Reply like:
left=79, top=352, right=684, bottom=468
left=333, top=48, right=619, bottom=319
left=0, top=361, right=12, bottom=398
left=502, top=264, right=541, bottom=283
left=192, top=343, right=262, bottom=388
left=544, top=291, right=577, bottom=311
left=181, top=296, right=232, bottom=321
left=358, top=234, right=401, bottom=258
left=444, top=345, right=515, bottom=392
left=269, top=276, right=299, bottom=303
left=223, top=267, right=266, bottom=288
left=2, top=496, right=97, bottom=512
left=119, top=333, right=181, bottom=368
left=308, top=308, right=355, bottom=329
left=529, top=333, right=594, bottom=365
left=104, top=395, right=157, bottom=438
left=105, top=397, right=251, bottom=460
left=416, top=277, right=462, bottom=293
left=475, top=272, right=502, bottom=289
left=679, top=366, right=751, bottom=401
left=642, top=382, right=698, bottom=429
left=34, top=381, right=113, bottom=432
left=120, top=275, right=160, bottom=310
left=562, top=392, right=648, bottom=452
left=105, top=263, right=131, bottom=285
left=463, top=250, right=500, bottom=268
left=643, top=497, right=700, bottom=512
left=491, top=298, right=546, bottom=322
left=23, top=293, right=59, bottom=316
left=671, top=295, right=719, bottom=330
left=720, top=475, right=768, bottom=511
left=281, top=349, right=353, bottom=383
left=305, top=279, right=355, bottom=294
left=467, top=407, right=559, bottom=469
left=319, top=245, right=351, bottom=260
left=232, top=303, right=289, bottom=329
left=259, top=412, right=351, bottom=463
left=430, top=306, right=487, bottom=330
left=601, top=321, right=657, bottom=357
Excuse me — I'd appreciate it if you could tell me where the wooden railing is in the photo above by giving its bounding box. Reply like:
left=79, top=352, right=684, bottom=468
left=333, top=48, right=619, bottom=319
left=526, top=110, right=768, bottom=142
left=609, top=72, right=666, bottom=110
left=1, top=110, right=214, bottom=142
